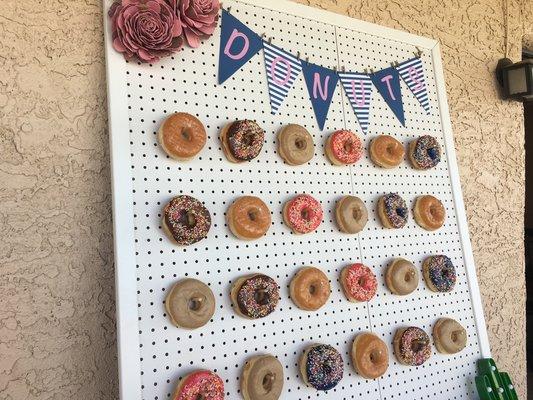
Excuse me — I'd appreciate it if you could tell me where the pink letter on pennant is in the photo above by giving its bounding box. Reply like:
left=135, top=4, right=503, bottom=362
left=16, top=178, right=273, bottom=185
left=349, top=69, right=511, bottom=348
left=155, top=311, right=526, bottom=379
left=351, top=79, right=367, bottom=107
left=313, top=72, right=330, bottom=100
left=270, top=56, right=291, bottom=86
left=224, top=28, right=250, bottom=60
left=408, top=66, right=425, bottom=92
left=380, top=74, right=396, bottom=101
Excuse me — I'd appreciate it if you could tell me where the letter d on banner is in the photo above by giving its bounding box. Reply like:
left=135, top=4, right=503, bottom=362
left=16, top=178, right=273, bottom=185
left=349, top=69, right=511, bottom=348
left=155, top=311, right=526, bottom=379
left=218, top=10, right=263, bottom=84
left=301, top=61, right=339, bottom=130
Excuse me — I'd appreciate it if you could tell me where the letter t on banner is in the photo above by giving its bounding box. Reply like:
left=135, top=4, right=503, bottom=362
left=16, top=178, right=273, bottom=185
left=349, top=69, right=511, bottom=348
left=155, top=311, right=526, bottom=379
left=371, top=67, right=405, bottom=126
left=301, top=62, right=339, bottom=130
left=218, top=10, right=263, bottom=84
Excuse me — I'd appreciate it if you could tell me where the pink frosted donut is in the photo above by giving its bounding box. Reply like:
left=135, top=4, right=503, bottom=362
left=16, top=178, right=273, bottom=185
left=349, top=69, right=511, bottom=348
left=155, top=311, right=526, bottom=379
left=340, top=263, right=378, bottom=302
left=326, top=130, right=363, bottom=165
left=283, top=194, right=323, bottom=234
left=173, top=370, right=224, bottom=400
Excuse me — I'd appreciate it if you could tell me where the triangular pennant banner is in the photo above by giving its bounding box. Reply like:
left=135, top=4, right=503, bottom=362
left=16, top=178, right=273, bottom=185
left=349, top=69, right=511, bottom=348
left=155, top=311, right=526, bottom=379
left=263, top=41, right=303, bottom=114
left=301, top=62, right=339, bottom=130
left=371, top=67, right=405, bottom=126
left=338, top=72, right=373, bottom=133
left=396, top=57, right=431, bottom=114
left=218, top=10, right=263, bottom=84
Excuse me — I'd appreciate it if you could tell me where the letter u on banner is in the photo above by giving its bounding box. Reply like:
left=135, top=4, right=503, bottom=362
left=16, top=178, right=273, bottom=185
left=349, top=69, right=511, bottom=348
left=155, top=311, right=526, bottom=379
left=301, top=62, right=339, bottom=130
left=218, top=10, right=263, bottom=84
left=338, top=72, right=373, bottom=134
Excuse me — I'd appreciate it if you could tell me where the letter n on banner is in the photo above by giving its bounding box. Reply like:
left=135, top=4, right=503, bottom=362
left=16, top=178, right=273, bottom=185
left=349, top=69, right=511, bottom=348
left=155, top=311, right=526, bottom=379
left=301, top=62, right=339, bottom=130
left=263, top=42, right=302, bottom=115
left=218, top=10, right=263, bottom=84
left=338, top=72, right=373, bottom=134
left=370, top=67, right=405, bottom=126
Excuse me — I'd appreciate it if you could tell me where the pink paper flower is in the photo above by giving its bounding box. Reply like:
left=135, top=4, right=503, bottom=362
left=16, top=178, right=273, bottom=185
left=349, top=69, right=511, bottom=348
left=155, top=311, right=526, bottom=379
left=109, top=0, right=183, bottom=63
left=174, top=0, right=220, bottom=48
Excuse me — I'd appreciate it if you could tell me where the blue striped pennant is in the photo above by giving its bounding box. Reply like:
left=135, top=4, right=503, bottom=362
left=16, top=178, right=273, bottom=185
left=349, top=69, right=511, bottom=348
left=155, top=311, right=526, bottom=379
left=396, top=57, right=431, bottom=114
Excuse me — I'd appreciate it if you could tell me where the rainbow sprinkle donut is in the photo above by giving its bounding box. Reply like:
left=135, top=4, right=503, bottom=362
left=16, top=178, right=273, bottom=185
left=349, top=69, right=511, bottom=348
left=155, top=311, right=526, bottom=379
left=340, top=263, right=378, bottom=302
left=300, top=344, right=344, bottom=391
left=231, top=274, right=280, bottom=319
left=283, top=194, right=323, bottom=234
left=422, top=255, right=457, bottom=292
left=378, top=193, right=408, bottom=229
left=326, top=129, right=363, bottom=165
left=394, top=327, right=432, bottom=366
left=173, top=370, right=224, bottom=400
left=409, top=135, right=441, bottom=170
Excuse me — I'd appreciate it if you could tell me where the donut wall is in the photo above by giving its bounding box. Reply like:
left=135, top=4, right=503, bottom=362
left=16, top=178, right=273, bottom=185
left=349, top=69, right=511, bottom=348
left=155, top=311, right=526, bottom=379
left=104, top=0, right=491, bottom=399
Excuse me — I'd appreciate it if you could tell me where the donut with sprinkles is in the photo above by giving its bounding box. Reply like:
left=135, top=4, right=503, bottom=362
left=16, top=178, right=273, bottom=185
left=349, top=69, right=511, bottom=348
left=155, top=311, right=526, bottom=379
left=340, top=263, right=378, bottom=302
left=163, top=195, right=211, bottom=245
left=220, top=120, right=265, bottom=163
left=422, top=255, right=457, bottom=292
left=325, top=130, right=363, bottom=165
left=408, top=135, right=441, bottom=170
left=377, top=193, right=409, bottom=229
left=173, top=370, right=224, bottom=400
left=231, top=274, right=279, bottom=319
left=300, top=344, right=344, bottom=391
left=393, top=327, right=432, bottom=366
left=283, top=194, right=323, bottom=234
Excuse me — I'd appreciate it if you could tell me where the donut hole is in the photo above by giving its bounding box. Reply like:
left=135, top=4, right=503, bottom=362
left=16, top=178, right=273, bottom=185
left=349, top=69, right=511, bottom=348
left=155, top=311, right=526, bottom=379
left=386, top=144, right=395, bottom=155
left=308, top=284, right=317, bottom=295
left=343, top=140, right=354, bottom=153
left=322, top=362, right=333, bottom=374
left=427, top=147, right=438, bottom=160
left=294, top=138, right=307, bottom=150
left=369, top=349, right=383, bottom=364
left=247, top=208, right=258, bottom=222
left=179, top=211, right=197, bottom=228
left=242, top=132, right=256, bottom=146
left=181, top=129, right=192, bottom=141
left=301, top=208, right=311, bottom=221
left=395, top=207, right=406, bottom=218
left=351, top=208, right=362, bottom=221
left=404, top=270, right=415, bottom=282
left=262, top=373, right=274, bottom=392
left=254, top=289, right=270, bottom=305
left=451, top=330, right=464, bottom=343
left=187, top=297, right=203, bottom=311
left=195, top=395, right=205, bottom=400
left=441, top=268, right=452, bottom=279
left=410, top=338, right=429, bottom=353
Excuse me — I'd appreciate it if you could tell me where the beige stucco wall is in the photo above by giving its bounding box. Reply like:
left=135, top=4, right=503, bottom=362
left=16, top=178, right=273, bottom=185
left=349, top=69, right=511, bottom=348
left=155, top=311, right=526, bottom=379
left=0, top=0, right=531, bottom=399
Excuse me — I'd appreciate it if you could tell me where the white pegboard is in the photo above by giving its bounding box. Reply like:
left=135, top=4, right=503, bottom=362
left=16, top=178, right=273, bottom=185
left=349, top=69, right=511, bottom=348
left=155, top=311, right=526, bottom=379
left=103, top=1, right=490, bottom=399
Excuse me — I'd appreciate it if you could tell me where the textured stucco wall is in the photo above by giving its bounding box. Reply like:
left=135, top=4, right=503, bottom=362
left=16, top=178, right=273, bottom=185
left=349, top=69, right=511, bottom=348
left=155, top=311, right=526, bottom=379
left=0, top=1, right=531, bottom=399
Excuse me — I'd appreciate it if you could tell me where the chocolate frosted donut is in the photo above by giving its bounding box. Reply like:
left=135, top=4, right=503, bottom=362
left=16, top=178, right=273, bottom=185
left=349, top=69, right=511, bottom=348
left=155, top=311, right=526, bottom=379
left=241, top=355, right=284, bottom=400
left=163, top=195, right=211, bottom=245
left=165, top=278, right=215, bottom=329
left=377, top=193, right=409, bottom=229
left=220, top=120, right=265, bottom=162
left=422, top=255, right=457, bottom=292
left=277, top=124, right=314, bottom=165
left=393, top=327, right=432, bottom=366
left=409, top=135, right=441, bottom=170
left=231, top=274, right=279, bottom=319
left=300, top=344, right=343, bottom=391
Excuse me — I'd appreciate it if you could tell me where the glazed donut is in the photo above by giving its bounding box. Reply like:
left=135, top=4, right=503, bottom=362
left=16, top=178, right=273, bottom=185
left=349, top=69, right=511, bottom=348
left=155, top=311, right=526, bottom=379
left=277, top=124, right=314, bottom=165
left=335, top=195, right=368, bottom=234
left=289, top=267, right=330, bottom=311
left=369, top=135, right=405, bottom=168
left=385, top=258, right=419, bottom=296
left=173, top=370, right=224, bottom=400
left=351, top=333, right=389, bottom=379
left=393, top=327, right=432, bottom=366
left=220, top=120, right=265, bottom=162
left=158, top=112, right=207, bottom=160
left=163, top=195, right=211, bottom=245
left=165, top=278, right=215, bottom=329
left=325, top=130, right=363, bottom=165
left=409, top=135, right=441, bottom=170
left=231, top=274, right=279, bottom=319
left=241, top=355, right=284, bottom=400
left=340, top=263, right=378, bottom=302
left=413, top=195, right=445, bottom=230
left=300, top=344, right=343, bottom=391
left=283, top=194, right=323, bottom=234
left=377, top=193, right=409, bottom=229
left=422, top=255, right=457, bottom=293
left=227, top=196, right=271, bottom=240
left=433, top=318, right=467, bottom=354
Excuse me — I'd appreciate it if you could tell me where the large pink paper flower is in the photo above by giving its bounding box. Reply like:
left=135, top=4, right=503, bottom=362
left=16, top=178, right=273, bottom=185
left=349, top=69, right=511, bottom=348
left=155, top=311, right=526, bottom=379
left=174, top=0, right=220, bottom=48
left=109, top=0, right=183, bottom=63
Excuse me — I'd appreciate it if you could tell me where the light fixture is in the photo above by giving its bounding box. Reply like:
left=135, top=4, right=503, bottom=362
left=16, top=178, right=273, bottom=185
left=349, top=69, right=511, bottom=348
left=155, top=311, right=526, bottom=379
left=496, top=58, right=533, bottom=101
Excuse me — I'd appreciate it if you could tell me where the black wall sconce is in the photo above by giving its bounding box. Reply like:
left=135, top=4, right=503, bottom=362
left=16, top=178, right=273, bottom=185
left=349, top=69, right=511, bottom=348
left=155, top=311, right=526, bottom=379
left=496, top=58, right=533, bottom=101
